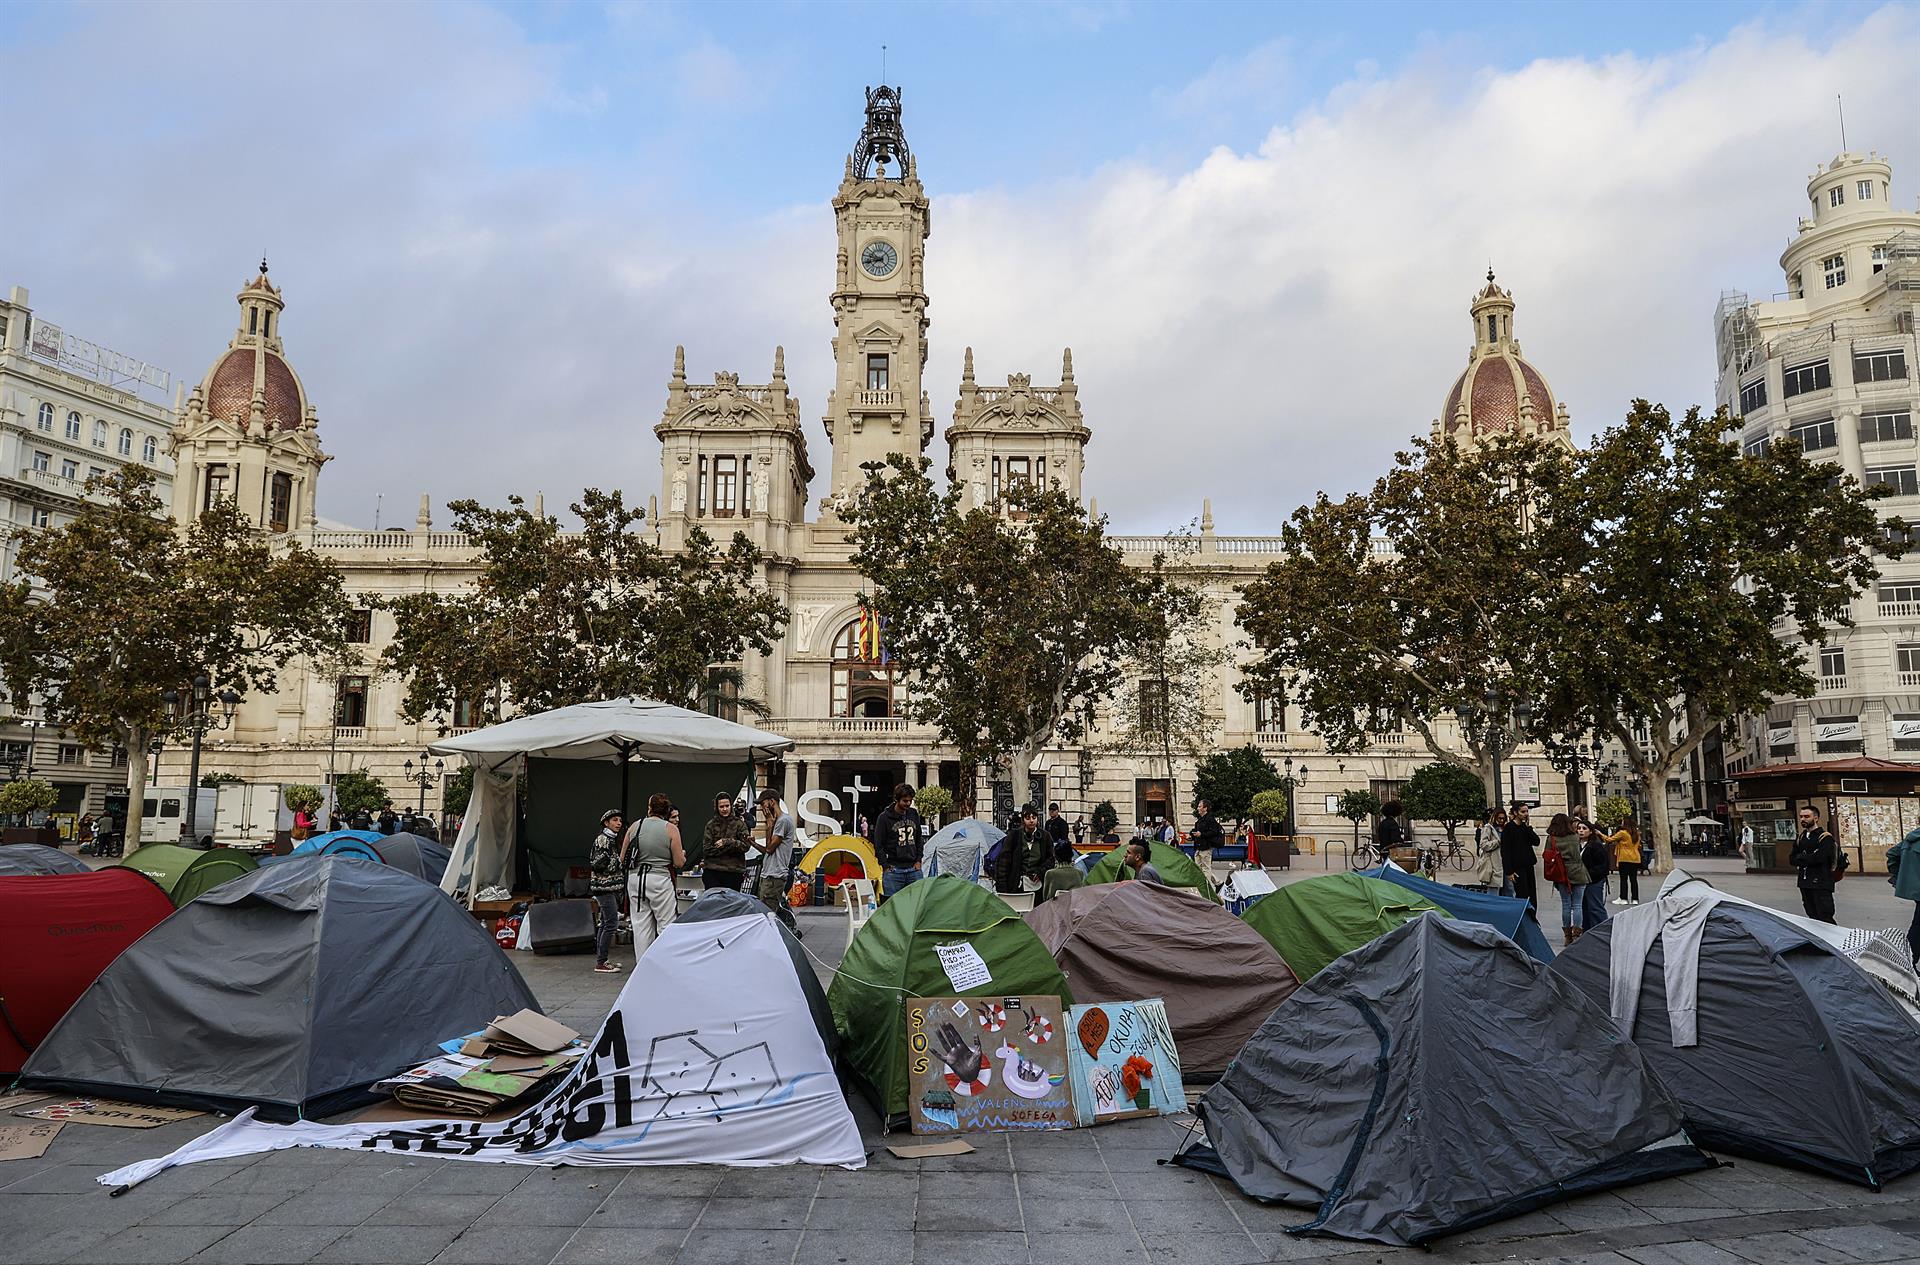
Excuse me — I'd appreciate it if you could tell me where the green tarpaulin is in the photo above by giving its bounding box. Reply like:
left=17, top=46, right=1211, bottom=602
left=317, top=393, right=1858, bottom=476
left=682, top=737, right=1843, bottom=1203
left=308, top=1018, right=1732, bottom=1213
left=1240, top=872, right=1447, bottom=981
left=1084, top=840, right=1217, bottom=902
left=116, top=844, right=258, bottom=907
left=827, top=876, right=1072, bottom=1120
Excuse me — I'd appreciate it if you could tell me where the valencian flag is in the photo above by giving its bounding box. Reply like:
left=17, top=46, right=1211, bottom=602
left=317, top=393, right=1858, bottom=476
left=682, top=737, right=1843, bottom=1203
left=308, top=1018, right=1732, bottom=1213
left=856, top=606, right=888, bottom=664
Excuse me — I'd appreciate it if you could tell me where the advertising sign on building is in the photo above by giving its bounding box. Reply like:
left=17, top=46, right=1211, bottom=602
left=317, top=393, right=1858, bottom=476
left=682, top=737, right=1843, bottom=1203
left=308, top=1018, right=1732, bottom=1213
left=25, top=319, right=171, bottom=396
left=1815, top=718, right=1863, bottom=743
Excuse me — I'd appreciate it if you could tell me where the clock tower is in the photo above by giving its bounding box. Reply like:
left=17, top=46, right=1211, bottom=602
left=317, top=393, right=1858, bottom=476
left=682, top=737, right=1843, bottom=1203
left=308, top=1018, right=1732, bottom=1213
left=821, top=86, right=935, bottom=513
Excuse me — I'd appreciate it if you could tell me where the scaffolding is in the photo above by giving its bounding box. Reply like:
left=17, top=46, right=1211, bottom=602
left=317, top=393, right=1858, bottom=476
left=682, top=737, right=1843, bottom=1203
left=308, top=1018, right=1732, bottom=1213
left=1714, top=290, right=1761, bottom=378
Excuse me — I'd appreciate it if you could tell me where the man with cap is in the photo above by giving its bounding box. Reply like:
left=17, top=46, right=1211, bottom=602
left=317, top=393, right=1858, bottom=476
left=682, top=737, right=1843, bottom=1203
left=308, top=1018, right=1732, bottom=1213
left=589, top=808, right=626, bottom=973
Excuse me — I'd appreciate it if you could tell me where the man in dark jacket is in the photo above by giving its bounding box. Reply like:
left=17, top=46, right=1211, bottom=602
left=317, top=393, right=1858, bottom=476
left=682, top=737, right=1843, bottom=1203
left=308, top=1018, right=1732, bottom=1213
left=1190, top=800, right=1224, bottom=857
left=1044, top=803, right=1070, bottom=849
left=1501, top=803, right=1541, bottom=919
left=870, top=783, right=926, bottom=902
left=1790, top=805, right=1839, bottom=924
left=1021, top=806, right=1050, bottom=882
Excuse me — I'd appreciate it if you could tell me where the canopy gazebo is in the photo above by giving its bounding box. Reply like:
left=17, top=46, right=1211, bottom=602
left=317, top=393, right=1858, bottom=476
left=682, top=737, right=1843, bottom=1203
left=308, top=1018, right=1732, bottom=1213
left=430, top=699, right=794, bottom=904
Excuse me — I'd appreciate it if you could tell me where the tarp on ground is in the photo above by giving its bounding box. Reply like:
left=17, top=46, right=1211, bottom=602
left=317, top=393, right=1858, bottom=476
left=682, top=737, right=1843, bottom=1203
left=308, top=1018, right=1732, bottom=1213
left=1241, top=872, right=1447, bottom=981
left=828, top=876, right=1071, bottom=1119
left=1182, top=914, right=1713, bottom=1246
left=1551, top=891, right=1920, bottom=1187
left=98, top=896, right=864, bottom=1188
left=925, top=819, right=1003, bottom=882
left=0, top=868, right=173, bottom=1074
left=117, top=844, right=259, bottom=907
left=1024, top=880, right=1297, bottom=1079
left=1084, top=840, right=1217, bottom=901
left=22, top=857, right=538, bottom=1119
left=1360, top=862, right=1553, bottom=963
left=0, top=843, right=88, bottom=876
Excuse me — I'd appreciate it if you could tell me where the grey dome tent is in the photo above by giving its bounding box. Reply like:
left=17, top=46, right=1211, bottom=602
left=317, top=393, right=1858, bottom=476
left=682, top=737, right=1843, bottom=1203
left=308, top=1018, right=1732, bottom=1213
left=1551, top=893, right=1920, bottom=1187
left=21, top=857, right=538, bottom=1120
left=1180, top=914, right=1712, bottom=1247
left=0, top=844, right=87, bottom=876
left=676, top=888, right=836, bottom=1058
left=366, top=832, right=451, bottom=886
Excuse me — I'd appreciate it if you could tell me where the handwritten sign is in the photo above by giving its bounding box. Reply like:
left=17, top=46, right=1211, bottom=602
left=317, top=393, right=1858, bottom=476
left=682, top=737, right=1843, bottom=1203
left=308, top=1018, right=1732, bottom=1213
left=1065, top=1000, right=1186, bottom=1126
left=904, top=996, right=1072, bottom=1135
left=933, top=941, right=992, bottom=992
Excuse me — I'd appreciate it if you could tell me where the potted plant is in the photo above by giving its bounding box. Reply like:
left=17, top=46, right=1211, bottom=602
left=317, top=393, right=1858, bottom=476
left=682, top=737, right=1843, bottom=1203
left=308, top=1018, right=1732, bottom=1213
left=0, top=777, right=62, bottom=845
left=1090, top=799, right=1119, bottom=843
left=1249, top=789, right=1292, bottom=870
left=914, top=785, right=953, bottom=827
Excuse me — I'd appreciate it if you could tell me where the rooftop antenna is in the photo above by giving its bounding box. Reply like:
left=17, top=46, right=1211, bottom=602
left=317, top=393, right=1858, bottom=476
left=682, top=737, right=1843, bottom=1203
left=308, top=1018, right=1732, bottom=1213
left=882, top=43, right=887, bottom=82
left=1838, top=94, right=1848, bottom=150
left=372, top=493, right=382, bottom=531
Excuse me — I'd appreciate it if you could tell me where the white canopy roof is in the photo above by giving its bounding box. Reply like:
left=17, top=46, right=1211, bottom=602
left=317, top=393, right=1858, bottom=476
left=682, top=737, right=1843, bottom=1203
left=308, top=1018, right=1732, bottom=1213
left=428, top=698, right=794, bottom=769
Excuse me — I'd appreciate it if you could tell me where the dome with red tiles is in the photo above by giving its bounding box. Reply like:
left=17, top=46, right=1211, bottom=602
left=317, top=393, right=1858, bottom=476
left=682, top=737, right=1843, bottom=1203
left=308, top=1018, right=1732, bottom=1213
left=204, top=345, right=305, bottom=430
left=1440, top=270, right=1566, bottom=444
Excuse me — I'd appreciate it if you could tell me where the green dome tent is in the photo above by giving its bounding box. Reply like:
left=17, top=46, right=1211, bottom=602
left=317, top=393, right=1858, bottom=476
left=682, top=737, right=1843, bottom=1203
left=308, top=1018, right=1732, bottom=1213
left=1241, top=873, right=1447, bottom=982
left=827, top=876, right=1072, bottom=1121
left=116, top=844, right=259, bottom=907
left=1084, top=840, right=1217, bottom=901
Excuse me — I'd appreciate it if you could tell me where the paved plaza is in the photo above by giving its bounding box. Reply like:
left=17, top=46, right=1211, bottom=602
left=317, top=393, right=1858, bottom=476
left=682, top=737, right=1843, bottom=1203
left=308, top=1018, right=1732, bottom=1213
left=5, top=858, right=1920, bottom=1265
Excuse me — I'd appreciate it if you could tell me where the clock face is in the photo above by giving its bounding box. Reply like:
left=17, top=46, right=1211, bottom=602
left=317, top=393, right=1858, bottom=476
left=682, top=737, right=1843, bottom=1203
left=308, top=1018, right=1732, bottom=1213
left=860, top=240, right=898, bottom=278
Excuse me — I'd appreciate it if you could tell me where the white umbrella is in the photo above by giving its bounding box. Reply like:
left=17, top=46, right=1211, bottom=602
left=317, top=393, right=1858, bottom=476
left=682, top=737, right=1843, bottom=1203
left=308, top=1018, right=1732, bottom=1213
left=430, top=697, right=792, bottom=768
left=1681, top=815, right=1722, bottom=827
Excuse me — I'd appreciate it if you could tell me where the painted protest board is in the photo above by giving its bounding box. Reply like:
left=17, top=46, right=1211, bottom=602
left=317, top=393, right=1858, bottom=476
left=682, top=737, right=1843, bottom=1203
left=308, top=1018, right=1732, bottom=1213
left=1065, top=1000, right=1186, bottom=1126
left=905, top=995, right=1072, bottom=1134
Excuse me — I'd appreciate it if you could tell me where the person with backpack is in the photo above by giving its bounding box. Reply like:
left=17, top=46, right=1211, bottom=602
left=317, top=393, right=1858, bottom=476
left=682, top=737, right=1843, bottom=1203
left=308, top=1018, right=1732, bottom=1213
left=622, top=793, right=684, bottom=956
left=1543, top=811, right=1591, bottom=945
left=1789, top=804, right=1842, bottom=924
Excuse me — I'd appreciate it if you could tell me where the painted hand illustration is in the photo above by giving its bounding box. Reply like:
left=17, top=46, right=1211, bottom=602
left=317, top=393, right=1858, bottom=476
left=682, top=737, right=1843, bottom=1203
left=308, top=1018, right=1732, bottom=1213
left=933, top=1022, right=984, bottom=1083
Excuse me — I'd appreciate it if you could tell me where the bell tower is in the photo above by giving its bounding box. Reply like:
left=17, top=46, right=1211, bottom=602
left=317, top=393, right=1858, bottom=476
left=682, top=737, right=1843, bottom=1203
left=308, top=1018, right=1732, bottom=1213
left=821, top=86, right=934, bottom=514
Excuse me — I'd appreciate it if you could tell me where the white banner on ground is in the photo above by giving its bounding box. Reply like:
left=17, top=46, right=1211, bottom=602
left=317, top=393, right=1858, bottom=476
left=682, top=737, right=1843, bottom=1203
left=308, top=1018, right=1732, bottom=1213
left=100, top=914, right=864, bottom=1188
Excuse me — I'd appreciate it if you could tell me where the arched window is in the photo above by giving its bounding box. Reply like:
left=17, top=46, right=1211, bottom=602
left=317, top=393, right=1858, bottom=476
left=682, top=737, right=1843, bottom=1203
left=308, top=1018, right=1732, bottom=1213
left=92, top=420, right=107, bottom=448
left=36, top=403, right=52, bottom=432
left=831, top=618, right=904, bottom=718
left=117, top=428, right=133, bottom=456
left=142, top=436, right=157, bottom=463
left=65, top=410, right=81, bottom=440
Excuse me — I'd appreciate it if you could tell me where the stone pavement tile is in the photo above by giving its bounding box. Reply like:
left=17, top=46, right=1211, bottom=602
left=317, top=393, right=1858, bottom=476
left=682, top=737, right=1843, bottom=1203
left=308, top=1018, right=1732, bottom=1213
left=251, top=1188, right=403, bottom=1225
left=364, top=1193, right=505, bottom=1226
left=85, top=1224, right=242, bottom=1265
left=1129, top=1198, right=1247, bottom=1234
left=144, top=1188, right=300, bottom=1225
left=187, top=1223, right=350, bottom=1264
left=1010, top=1142, right=1108, bottom=1172
left=548, top=1228, right=683, bottom=1265
left=792, top=1228, right=915, bottom=1265
left=408, top=1163, right=534, bottom=1195
left=807, top=1195, right=915, bottom=1231
left=311, top=1224, right=464, bottom=1264
left=1710, top=1231, right=1828, bottom=1264
left=613, top=1168, right=725, bottom=1198
left=1240, top=1233, right=1359, bottom=1261
left=1791, top=1225, right=1920, bottom=1261
left=816, top=1167, right=915, bottom=1197
left=587, top=1194, right=709, bottom=1228
left=470, top=1188, right=609, bottom=1227
left=673, top=1228, right=803, bottom=1265
left=2, top=1162, right=131, bottom=1193
left=1022, top=1195, right=1127, bottom=1234
left=1549, top=1196, right=1656, bottom=1232
left=914, top=1194, right=1019, bottom=1233
left=1622, top=1243, right=1752, bottom=1265
left=0, top=1223, right=115, bottom=1265
left=1138, top=1230, right=1265, bottom=1264
left=1114, top=1168, right=1226, bottom=1199
left=918, top=1172, right=1016, bottom=1201
left=921, top=1145, right=1015, bottom=1172
left=1030, top=1230, right=1146, bottom=1265
left=706, top=1166, right=820, bottom=1197
left=912, top=1231, right=1028, bottom=1265
left=1646, top=1207, right=1737, bottom=1225
left=697, top=1194, right=814, bottom=1230
left=430, top=1224, right=574, bottom=1265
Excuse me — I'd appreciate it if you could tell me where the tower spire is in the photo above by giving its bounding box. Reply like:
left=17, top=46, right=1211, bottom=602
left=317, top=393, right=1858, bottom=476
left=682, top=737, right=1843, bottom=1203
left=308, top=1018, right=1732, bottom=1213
left=851, top=84, right=911, bottom=180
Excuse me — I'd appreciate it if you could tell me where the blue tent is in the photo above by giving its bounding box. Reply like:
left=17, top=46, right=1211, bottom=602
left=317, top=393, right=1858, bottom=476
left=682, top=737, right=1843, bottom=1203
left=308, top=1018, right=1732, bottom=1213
left=265, top=831, right=450, bottom=886
left=927, top=818, right=1004, bottom=882
left=267, top=829, right=384, bottom=864
left=1360, top=863, right=1554, bottom=963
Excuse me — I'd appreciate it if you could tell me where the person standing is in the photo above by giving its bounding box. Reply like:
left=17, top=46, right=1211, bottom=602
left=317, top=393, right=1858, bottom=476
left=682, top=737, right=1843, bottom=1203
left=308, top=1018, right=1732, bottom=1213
left=1039, top=842, right=1085, bottom=904
left=622, top=794, right=684, bottom=957
left=377, top=801, right=399, bottom=836
left=1612, top=820, right=1645, bottom=904
left=1885, top=824, right=1920, bottom=965
left=994, top=809, right=1032, bottom=894
left=1474, top=807, right=1507, bottom=888
left=1577, top=819, right=1612, bottom=929
left=1501, top=803, right=1540, bottom=913
left=1045, top=803, right=1070, bottom=851
left=1190, top=799, right=1224, bottom=859
left=588, top=809, right=625, bottom=974
left=750, top=789, right=800, bottom=936
left=1376, top=799, right=1408, bottom=859
left=871, top=783, right=926, bottom=902
left=1789, top=805, right=1839, bottom=924
left=1545, top=812, right=1590, bottom=944
left=700, top=793, right=751, bottom=891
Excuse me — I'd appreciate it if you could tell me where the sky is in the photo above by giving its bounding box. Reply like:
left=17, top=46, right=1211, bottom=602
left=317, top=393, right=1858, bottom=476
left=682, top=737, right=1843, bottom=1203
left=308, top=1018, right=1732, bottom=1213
left=4, top=0, right=1917, bottom=534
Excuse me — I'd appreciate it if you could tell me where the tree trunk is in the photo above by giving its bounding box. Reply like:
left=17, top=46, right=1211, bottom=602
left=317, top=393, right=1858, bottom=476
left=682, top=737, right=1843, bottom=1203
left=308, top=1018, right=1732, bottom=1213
left=1008, top=739, right=1043, bottom=818
left=123, top=723, right=149, bottom=848
left=1645, top=769, right=1677, bottom=874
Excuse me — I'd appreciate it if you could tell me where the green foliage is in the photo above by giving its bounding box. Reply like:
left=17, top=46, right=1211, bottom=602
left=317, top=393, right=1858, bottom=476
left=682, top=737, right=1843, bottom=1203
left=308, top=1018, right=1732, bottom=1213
left=1399, top=762, right=1486, bottom=841
left=845, top=455, right=1166, bottom=809
left=1248, top=789, right=1292, bottom=829
left=198, top=772, right=242, bottom=788
left=282, top=784, right=325, bottom=813
left=382, top=489, right=788, bottom=724
left=1191, top=744, right=1284, bottom=824
left=1336, top=788, right=1382, bottom=823
left=1090, top=799, right=1119, bottom=837
left=331, top=769, right=388, bottom=818
left=0, top=777, right=59, bottom=819
left=914, top=786, right=953, bottom=822
left=442, top=764, right=475, bottom=817
left=0, top=467, right=350, bottom=845
left=1595, top=795, right=1634, bottom=829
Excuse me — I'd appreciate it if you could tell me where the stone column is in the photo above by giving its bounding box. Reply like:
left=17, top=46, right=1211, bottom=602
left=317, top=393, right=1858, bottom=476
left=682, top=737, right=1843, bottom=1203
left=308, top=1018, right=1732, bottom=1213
left=783, top=759, right=800, bottom=812
left=1836, top=404, right=1866, bottom=483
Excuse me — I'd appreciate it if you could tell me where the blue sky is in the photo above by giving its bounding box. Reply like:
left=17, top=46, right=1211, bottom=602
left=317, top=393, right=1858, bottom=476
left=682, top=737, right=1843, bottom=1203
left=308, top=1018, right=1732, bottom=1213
left=3, top=0, right=1914, bottom=531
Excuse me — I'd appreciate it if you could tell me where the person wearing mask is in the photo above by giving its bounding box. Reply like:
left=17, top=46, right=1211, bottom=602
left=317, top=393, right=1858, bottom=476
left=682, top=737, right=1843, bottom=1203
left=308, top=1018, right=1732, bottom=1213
left=1885, top=824, right=1920, bottom=966
left=622, top=793, right=684, bottom=956
left=1122, top=840, right=1164, bottom=884
left=1612, top=819, right=1645, bottom=905
left=995, top=806, right=1035, bottom=894
left=870, top=783, right=926, bottom=901
left=1045, top=803, right=1070, bottom=851
left=1474, top=807, right=1507, bottom=888
left=1545, top=811, right=1591, bottom=944
left=1789, top=805, right=1840, bottom=924
left=1501, top=803, right=1540, bottom=913
left=700, top=793, right=751, bottom=891
left=749, top=790, right=800, bottom=936
left=1190, top=800, right=1223, bottom=859
left=1577, top=819, right=1612, bottom=930
left=1039, top=842, right=1085, bottom=904
left=588, top=809, right=626, bottom=974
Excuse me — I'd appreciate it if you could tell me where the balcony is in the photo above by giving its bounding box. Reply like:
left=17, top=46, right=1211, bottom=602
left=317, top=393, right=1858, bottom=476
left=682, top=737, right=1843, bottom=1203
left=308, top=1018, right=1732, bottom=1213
left=14, top=466, right=109, bottom=503
left=333, top=726, right=366, bottom=742
left=1820, top=675, right=1849, bottom=693
left=853, top=389, right=901, bottom=410
left=1901, top=672, right=1920, bottom=688
left=768, top=716, right=945, bottom=747
left=1879, top=601, right=1920, bottom=618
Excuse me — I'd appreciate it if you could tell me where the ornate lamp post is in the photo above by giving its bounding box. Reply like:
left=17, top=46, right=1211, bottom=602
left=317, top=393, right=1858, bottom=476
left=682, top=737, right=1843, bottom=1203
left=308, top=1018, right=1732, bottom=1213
left=1281, top=754, right=1310, bottom=836
left=163, top=675, right=240, bottom=842
left=1480, top=689, right=1533, bottom=809
left=402, top=752, right=445, bottom=818
left=1548, top=737, right=1610, bottom=808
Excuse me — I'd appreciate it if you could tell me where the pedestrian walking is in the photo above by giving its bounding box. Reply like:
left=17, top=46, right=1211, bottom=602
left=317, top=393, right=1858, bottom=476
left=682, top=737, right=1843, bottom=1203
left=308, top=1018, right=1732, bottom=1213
left=1190, top=799, right=1224, bottom=860
left=1501, top=803, right=1540, bottom=914
left=622, top=794, right=683, bottom=957
left=700, top=792, right=751, bottom=891
left=1039, top=842, right=1085, bottom=904
left=1577, top=819, right=1612, bottom=929
left=1544, top=812, right=1590, bottom=944
left=1613, top=820, right=1645, bottom=904
left=1474, top=807, right=1507, bottom=888
left=870, top=783, right=926, bottom=902
left=750, top=790, right=801, bottom=936
left=1886, top=825, right=1920, bottom=966
left=1789, top=805, right=1841, bottom=924
left=589, top=809, right=625, bottom=974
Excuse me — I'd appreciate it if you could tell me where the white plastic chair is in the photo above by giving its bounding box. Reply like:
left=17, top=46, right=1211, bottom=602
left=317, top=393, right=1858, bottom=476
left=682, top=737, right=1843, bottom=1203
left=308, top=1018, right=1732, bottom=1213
left=999, top=889, right=1035, bottom=914
left=845, top=878, right=877, bottom=948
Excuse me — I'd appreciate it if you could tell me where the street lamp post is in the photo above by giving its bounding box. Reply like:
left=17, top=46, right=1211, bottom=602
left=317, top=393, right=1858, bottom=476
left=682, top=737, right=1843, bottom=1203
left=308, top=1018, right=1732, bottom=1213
left=1281, top=755, right=1310, bottom=837
left=1480, top=689, right=1533, bottom=810
left=162, top=675, right=241, bottom=843
left=402, top=752, right=445, bottom=818
left=1548, top=737, right=1610, bottom=809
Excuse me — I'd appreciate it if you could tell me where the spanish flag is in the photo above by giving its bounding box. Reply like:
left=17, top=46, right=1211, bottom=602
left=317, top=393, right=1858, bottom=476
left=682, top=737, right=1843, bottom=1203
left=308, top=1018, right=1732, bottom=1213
left=856, top=607, right=888, bottom=664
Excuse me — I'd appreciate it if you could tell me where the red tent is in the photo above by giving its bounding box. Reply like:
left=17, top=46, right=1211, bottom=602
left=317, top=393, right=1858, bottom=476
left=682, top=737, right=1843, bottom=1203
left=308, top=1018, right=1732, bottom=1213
left=0, top=869, right=172, bottom=1074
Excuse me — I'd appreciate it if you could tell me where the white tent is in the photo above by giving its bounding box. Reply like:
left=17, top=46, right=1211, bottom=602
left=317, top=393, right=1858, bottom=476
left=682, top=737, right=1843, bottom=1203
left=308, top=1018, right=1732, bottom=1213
left=430, top=699, right=794, bottom=903
left=100, top=902, right=864, bottom=1186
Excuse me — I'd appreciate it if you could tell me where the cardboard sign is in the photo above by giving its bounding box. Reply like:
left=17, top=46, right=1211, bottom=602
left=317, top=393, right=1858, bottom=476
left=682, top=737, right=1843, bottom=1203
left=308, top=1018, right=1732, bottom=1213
left=905, top=995, right=1071, bottom=1134
left=16, top=1099, right=202, bottom=1129
left=1065, top=1000, right=1186, bottom=1126
left=0, top=1121, right=63, bottom=1161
